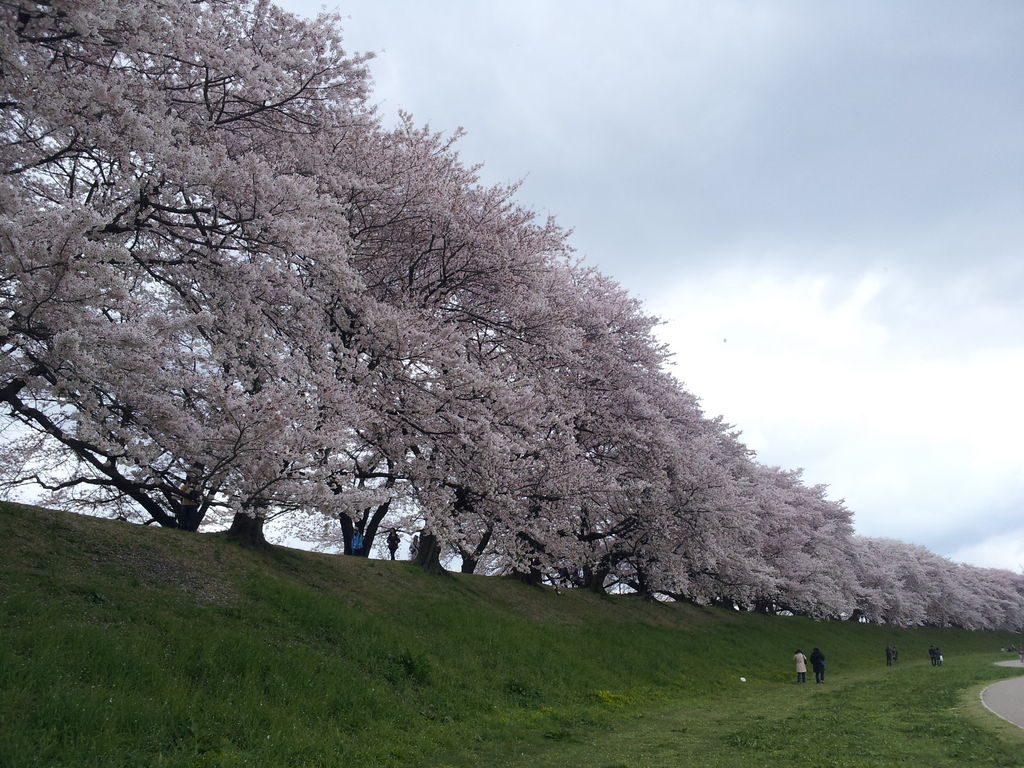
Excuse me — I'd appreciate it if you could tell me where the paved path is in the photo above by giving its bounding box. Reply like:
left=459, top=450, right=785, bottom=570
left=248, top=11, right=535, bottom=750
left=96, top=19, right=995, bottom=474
left=981, top=660, right=1024, bottom=729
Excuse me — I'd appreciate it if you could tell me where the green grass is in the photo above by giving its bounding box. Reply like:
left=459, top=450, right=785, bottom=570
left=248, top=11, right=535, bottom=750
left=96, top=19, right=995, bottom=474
left=1, top=501, right=1022, bottom=767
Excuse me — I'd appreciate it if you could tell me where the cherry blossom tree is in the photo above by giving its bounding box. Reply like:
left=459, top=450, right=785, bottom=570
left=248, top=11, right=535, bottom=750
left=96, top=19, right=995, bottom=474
left=735, top=465, right=857, bottom=618
left=1, top=0, right=376, bottom=540
left=847, top=537, right=1024, bottom=630
left=2, top=0, right=1021, bottom=630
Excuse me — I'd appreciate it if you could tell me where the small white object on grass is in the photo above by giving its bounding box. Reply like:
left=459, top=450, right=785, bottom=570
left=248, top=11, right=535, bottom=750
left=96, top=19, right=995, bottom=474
left=739, top=677, right=747, bottom=682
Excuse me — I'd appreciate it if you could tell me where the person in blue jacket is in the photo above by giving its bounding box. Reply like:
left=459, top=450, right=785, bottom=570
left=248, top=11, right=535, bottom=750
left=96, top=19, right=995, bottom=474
left=810, top=648, right=826, bottom=683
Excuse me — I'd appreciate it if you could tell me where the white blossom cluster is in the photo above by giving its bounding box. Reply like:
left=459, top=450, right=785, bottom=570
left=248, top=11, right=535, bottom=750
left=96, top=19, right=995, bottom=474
left=1, top=0, right=1021, bottom=629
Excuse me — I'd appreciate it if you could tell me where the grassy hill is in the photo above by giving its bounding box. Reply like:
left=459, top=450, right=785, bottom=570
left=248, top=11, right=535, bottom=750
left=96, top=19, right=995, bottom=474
left=1, top=501, right=1022, bottom=767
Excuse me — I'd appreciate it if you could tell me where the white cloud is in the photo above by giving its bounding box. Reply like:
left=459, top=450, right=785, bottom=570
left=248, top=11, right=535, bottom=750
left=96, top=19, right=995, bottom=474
left=952, top=529, right=1024, bottom=575
left=652, top=267, right=1024, bottom=554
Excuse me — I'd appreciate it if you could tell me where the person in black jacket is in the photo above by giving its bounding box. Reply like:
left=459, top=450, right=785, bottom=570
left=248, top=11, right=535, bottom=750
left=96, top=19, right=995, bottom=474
left=386, top=528, right=400, bottom=560
left=810, top=648, right=826, bottom=683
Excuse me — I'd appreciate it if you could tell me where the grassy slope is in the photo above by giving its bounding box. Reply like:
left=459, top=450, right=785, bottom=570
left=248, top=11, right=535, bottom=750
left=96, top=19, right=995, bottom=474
left=1, top=501, right=1021, bottom=768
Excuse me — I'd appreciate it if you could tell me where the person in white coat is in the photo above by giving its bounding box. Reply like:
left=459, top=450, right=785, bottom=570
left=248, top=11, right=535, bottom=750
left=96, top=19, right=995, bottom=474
left=793, top=649, right=808, bottom=684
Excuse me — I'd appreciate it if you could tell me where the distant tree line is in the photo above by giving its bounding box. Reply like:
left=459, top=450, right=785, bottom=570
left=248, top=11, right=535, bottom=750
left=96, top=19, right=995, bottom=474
left=2, top=0, right=1021, bottom=630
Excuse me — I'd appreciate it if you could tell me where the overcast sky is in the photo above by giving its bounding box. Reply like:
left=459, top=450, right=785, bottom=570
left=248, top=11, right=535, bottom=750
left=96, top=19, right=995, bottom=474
left=281, top=0, right=1024, bottom=572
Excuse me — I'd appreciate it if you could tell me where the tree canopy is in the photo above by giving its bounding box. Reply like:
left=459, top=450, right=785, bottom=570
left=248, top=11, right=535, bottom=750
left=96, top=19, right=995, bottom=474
left=2, top=0, right=1021, bottom=630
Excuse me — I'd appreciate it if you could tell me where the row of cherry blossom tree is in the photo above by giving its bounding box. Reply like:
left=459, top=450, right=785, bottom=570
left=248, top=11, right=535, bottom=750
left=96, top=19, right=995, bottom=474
left=2, top=0, right=1021, bottom=630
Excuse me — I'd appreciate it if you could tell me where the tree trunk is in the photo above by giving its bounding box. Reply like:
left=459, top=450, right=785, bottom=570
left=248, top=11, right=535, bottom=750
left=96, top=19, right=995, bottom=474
left=509, top=530, right=544, bottom=586
left=510, top=568, right=543, bottom=586
left=509, top=559, right=543, bottom=587
left=339, top=500, right=392, bottom=557
left=361, top=499, right=391, bottom=557
left=2, top=384, right=180, bottom=528
left=414, top=531, right=445, bottom=575
left=459, top=549, right=478, bottom=574
left=753, top=598, right=775, bottom=615
left=338, top=513, right=354, bottom=555
left=458, top=525, right=493, bottom=574
left=226, top=511, right=267, bottom=548
left=583, top=565, right=610, bottom=594
left=632, top=566, right=655, bottom=600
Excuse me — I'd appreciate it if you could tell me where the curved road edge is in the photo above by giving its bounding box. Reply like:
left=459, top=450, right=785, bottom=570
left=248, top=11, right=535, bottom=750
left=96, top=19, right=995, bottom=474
left=980, top=660, right=1024, bottom=730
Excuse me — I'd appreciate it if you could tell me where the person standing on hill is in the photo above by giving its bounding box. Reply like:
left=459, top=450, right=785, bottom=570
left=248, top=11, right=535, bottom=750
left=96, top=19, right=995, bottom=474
left=175, top=467, right=203, bottom=531
left=793, top=649, right=808, bottom=683
left=810, top=648, right=826, bottom=683
left=885, top=646, right=893, bottom=666
left=386, top=528, right=400, bottom=560
left=892, top=646, right=898, bottom=665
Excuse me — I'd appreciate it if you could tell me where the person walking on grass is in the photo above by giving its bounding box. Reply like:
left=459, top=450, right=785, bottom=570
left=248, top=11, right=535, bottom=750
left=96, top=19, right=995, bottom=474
left=810, top=648, right=826, bottom=683
left=1017, top=643, right=1023, bottom=664
left=793, top=649, right=808, bottom=684
left=885, top=646, right=893, bottom=667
